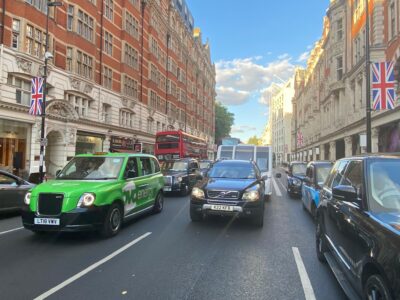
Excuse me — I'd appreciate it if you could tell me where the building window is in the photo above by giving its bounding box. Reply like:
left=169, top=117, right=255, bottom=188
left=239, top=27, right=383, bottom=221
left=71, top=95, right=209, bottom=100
left=12, top=19, right=20, bottom=49
left=25, top=24, right=46, bottom=58
left=103, top=66, right=113, bottom=89
left=125, top=11, right=139, bottom=39
left=124, top=44, right=139, bottom=69
left=149, top=90, right=157, bottom=109
left=119, top=110, right=134, bottom=127
left=66, top=47, right=73, bottom=71
left=147, top=119, right=153, bottom=133
left=77, top=10, right=94, bottom=42
left=336, top=56, right=343, bottom=80
left=7, top=75, right=31, bottom=106
left=105, top=0, right=114, bottom=21
left=102, top=103, right=111, bottom=123
left=104, top=31, right=113, bottom=56
left=76, top=50, right=93, bottom=79
left=66, top=93, right=90, bottom=117
left=67, top=5, right=74, bottom=31
left=123, top=75, right=138, bottom=100
left=336, top=18, right=343, bottom=41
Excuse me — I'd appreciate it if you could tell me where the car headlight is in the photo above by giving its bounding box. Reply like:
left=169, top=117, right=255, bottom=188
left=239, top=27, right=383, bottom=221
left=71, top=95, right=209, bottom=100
left=242, top=190, right=260, bottom=202
left=77, top=193, right=96, bottom=207
left=191, top=187, right=205, bottom=199
left=175, top=176, right=183, bottom=183
left=24, top=192, right=31, bottom=205
left=292, top=179, right=301, bottom=186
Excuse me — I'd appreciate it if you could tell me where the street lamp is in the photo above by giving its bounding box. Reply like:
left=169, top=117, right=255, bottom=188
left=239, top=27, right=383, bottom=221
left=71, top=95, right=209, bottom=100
left=365, top=0, right=372, bottom=153
left=39, top=0, right=62, bottom=183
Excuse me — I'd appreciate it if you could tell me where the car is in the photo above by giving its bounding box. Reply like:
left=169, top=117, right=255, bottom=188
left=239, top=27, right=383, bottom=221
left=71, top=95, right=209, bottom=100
left=199, top=160, right=213, bottom=177
left=0, top=170, right=35, bottom=213
left=190, top=160, right=266, bottom=227
left=161, top=158, right=203, bottom=196
left=21, top=153, right=164, bottom=237
left=301, top=161, right=333, bottom=218
left=286, top=161, right=307, bottom=197
left=316, top=154, right=400, bottom=299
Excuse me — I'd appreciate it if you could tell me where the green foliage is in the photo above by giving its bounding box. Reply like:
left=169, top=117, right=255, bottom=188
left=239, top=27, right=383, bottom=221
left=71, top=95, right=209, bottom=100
left=247, top=135, right=262, bottom=145
left=215, top=102, right=234, bottom=144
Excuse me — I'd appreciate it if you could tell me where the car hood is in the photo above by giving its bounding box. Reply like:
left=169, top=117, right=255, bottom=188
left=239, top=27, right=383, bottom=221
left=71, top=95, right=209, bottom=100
left=162, top=171, right=187, bottom=177
left=31, top=179, right=119, bottom=198
left=370, top=211, right=400, bottom=234
left=291, top=174, right=306, bottom=180
left=199, top=178, right=257, bottom=191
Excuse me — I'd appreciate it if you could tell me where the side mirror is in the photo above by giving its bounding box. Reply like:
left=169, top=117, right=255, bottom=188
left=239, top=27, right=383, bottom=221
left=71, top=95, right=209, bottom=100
left=275, top=173, right=282, bottom=178
left=56, top=170, right=62, bottom=177
left=261, top=174, right=269, bottom=180
left=332, top=185, right=358, bottom=202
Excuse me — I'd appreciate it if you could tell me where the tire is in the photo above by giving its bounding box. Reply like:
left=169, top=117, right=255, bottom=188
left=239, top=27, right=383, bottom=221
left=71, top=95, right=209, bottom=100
left=190, top=206, right=202, bottom=222
left=152, top=192, right=164, bottom=214
left=364, top=275, right=393, bottom=300
left=252, top=212, right=264, bottom=228
left=316, top=221, right=327, bottom=263
left=100, top=203, right=123, bottom=238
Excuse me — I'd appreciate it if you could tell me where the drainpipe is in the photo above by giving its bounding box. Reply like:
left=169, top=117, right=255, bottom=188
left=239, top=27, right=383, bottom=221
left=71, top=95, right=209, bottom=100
left=0, top=0, right=6, bottom=45
left=99, top=0, right=104, bottom=85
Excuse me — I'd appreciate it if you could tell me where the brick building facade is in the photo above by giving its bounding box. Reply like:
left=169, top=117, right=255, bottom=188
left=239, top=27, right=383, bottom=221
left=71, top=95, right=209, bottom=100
left=0, top=0, right=216, bottom=177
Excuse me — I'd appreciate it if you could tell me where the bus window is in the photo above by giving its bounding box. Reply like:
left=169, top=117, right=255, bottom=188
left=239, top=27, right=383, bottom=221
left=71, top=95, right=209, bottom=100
left=220, top=146, right=234, bottom=159
left=234, top=146, right=254, bottom=160
left=256, top=148, right=269, bottom=172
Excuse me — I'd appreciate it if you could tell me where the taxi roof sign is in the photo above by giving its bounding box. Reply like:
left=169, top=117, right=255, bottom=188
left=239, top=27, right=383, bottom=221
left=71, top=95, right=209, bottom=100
left=93, top=152, right=109, bottom=155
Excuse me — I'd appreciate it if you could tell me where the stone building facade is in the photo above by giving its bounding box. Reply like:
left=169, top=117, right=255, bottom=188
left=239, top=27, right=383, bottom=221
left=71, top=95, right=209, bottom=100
left=0, top=0, right=216, bottom=177
left=292, top=0, right=400, bottom=162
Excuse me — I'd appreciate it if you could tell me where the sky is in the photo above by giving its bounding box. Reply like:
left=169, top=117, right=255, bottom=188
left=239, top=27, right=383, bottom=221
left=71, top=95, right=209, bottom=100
left=186, top=0, right=330, bottom=142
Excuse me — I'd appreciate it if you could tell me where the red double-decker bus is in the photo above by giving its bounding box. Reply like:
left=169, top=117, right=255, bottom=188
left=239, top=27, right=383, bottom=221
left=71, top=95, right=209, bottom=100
left=155, top=130, right=208, bottom=161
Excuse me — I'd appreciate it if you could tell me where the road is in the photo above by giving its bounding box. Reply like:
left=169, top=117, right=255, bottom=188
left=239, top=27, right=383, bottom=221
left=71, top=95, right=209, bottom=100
left=0, top=172, right=347, bottom=300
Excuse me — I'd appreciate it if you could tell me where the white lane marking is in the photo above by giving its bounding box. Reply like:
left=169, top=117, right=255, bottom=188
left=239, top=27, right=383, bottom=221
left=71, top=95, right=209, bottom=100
left=34, top=232, right=152, bottom=300
left=277, top=177, right=286, bottom=192
left=272, top=178, right=282, bottom=197
left=0, top=227, right=24, bottom=236
left=292, top=247, right=316, bottom=300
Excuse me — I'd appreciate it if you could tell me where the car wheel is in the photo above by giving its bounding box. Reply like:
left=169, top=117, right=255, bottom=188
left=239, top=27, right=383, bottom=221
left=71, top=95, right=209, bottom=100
left=364, top=275, right=393, bottom=300
left=316, top=221, right=327, bottom=263
left=252, top=212, right=264, bottom=228
left=152, top=192, right=164, bottom=214
left=100, top=203, right=123, bottom=238
left=190, top=206, right=202, bottom=222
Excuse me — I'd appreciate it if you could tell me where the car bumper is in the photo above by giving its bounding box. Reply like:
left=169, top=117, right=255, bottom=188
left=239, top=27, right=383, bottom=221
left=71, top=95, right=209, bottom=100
left=21, top=205, right=109, bottom=232
left=163, top=184, right=185, bottom=192
left=190, top=199, right=263, bottom=218
left=288, top=185, right=302, bottom=195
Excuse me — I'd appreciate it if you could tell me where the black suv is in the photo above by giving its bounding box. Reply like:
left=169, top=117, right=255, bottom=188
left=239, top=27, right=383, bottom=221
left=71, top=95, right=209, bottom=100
left=286, top=161, right=307, bottom=197
left=190, top=160, right=266, bottom=227
left=316, top=154, right=400, bottom=299
left=161, top=158, right=202, bottom=196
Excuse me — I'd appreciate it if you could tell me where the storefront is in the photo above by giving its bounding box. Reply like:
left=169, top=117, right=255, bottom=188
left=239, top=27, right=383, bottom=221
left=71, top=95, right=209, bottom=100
left=75, top=131, right=104, bottom=155
left=110, top=136, right=139, bottom=153
left=0, top=119, right=31, bottom=176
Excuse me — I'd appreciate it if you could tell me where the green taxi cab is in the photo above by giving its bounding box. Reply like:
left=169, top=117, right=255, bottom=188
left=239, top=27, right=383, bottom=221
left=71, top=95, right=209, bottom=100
left=21, top=153, right=164, bottom=237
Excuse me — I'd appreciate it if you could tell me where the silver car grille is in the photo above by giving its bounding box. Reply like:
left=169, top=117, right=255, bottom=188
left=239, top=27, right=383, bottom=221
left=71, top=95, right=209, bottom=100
left=207, top=190, right=239, bottom=200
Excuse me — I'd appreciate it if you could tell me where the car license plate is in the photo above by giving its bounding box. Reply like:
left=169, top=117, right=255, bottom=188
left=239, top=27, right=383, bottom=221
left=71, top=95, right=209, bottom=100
left=210, top=205, right=234, bottom=212
left=163, top=186, right=172, bottom=192
left=34, top=218, right=60, bottom=226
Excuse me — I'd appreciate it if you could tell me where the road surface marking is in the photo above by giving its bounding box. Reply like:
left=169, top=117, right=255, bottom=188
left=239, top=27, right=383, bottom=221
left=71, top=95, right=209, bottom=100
left=292, top=247, right=316, bottom=300
left=0, top=227, right=24, bottom=236
left=34, top=232, right=152, bottom=300
left=272, top=178, right=282, bottom=197
left=277, top=177, right=286, bottom=192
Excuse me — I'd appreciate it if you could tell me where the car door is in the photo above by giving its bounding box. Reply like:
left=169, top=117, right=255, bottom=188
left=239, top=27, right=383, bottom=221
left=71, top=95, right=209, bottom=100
left=122, top=157, right=147, bottom=216
left=302, top=165, right=313, bottom=211
left=331, top=160, right=370, bottom=289
left=0, top=173, right=25, bottom=211
left=188, top=161, right=198, bottom=189
left=149, top=158, right=162, bottom=202
left=138, top=157, right=154, bottom=207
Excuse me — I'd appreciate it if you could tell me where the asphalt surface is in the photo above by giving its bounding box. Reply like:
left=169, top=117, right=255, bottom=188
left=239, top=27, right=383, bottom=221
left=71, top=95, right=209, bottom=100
left=0, top=172, right=347, bottom=300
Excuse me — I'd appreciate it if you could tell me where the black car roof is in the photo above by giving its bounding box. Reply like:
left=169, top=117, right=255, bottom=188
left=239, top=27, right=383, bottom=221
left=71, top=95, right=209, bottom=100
left=337, top=153, right=400, bottom=161
left=290, top=161, right=307, bottom=165
left=308, top=161, right=333, bottom=165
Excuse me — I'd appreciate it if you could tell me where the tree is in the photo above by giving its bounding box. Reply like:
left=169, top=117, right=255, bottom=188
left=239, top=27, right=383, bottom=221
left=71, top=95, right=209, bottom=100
left=247, top=135, right=261, bottom=145
left=215, top=102, right=234, bottom=144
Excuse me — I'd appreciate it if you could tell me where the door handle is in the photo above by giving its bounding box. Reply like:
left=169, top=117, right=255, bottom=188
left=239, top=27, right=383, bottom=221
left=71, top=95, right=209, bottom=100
left=139, top=184, right=149, bottom=189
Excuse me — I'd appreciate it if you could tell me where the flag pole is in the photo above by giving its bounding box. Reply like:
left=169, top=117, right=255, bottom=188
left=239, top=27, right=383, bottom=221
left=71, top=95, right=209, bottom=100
left=365, top=0, right=372, bottom=153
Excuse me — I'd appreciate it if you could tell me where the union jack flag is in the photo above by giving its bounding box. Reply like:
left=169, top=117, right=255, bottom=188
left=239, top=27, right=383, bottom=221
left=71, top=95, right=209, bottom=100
left=371, top=62, right=396, bottom=110
left=297, top=131, right=303, bottom=147
left=29, top=77, right=44, bottom=116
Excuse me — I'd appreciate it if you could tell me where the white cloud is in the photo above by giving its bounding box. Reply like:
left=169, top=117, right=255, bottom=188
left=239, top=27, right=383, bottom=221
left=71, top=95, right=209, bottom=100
left=231, top=125, right=258, bottom=134
left=297, top=51, right=310, bottom=62
left=215, top=55, right=295, bottom=106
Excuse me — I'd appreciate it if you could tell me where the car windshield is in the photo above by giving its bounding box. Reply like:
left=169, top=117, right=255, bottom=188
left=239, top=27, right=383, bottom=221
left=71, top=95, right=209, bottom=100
left=316, top=165, right=332, bottom=185
left=292, top=164, right=306, bottom=176
left=199, top=162, right=211, bottom=169
left=161, top=161, right=188, bottom=172
left=208, top=163, right=256, bottom=179
left=368, top=160, right=400, bottom=213
left=57, top=157, right=124, bottom=180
